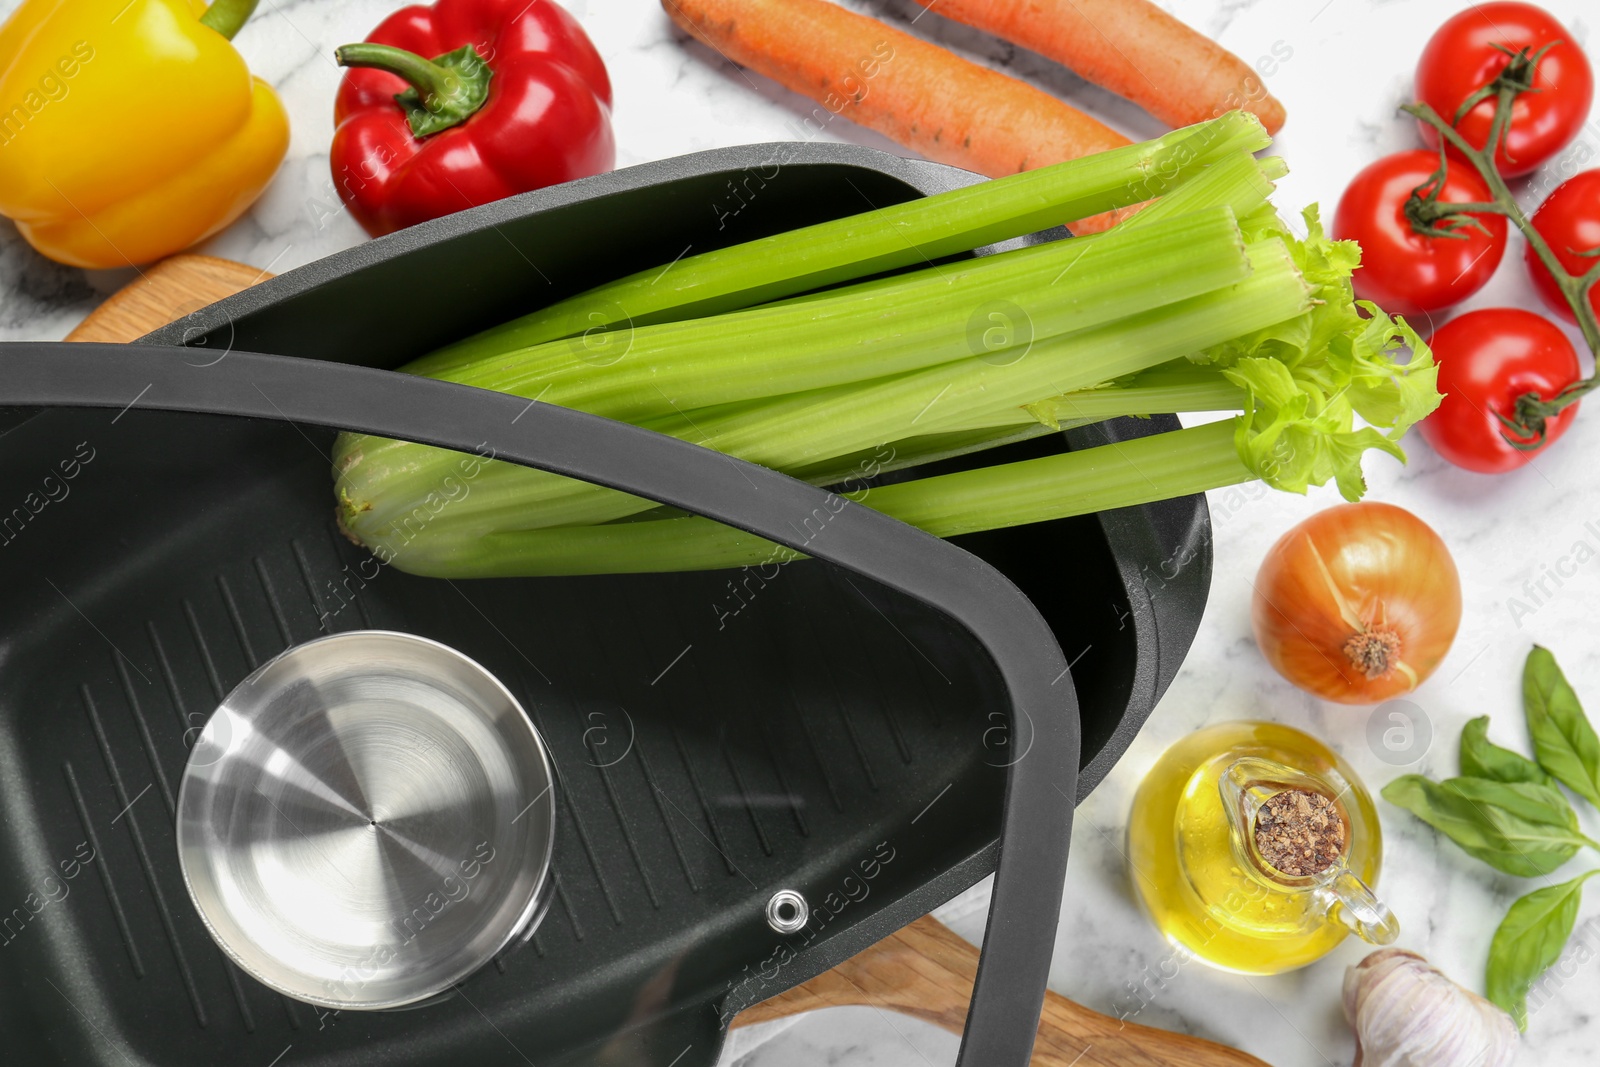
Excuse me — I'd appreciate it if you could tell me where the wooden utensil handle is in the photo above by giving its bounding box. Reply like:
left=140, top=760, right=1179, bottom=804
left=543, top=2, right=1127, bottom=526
left=64, top=255, right=269, bottom=343
left=734, top=916, right=1271, bottom=1067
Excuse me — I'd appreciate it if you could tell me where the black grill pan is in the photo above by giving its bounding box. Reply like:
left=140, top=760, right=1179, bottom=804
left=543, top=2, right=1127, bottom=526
left=0, top=143, right=1210, bottom=1067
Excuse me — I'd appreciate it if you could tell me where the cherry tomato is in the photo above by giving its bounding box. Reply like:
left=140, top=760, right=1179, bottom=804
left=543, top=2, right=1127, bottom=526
left=1415, top=2, right=1593, bottom=178
left=1333, top=150, right=1507, bottom=320
left=1525, top=169, right=1600, bottom=325
left=1418, top=308, right=1582, bottom=473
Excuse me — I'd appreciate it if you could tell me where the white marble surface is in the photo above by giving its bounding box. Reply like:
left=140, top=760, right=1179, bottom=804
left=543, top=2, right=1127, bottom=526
left=5, top=1, right=1600, bottom=1065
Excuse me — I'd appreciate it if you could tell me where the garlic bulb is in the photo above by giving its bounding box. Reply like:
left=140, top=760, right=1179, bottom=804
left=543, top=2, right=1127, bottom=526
left=1343, top=949, right=1518, bottom=1067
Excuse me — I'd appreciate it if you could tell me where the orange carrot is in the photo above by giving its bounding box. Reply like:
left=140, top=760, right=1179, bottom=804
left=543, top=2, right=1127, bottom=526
left=661, top=0, right=1131, bottom=179
left=910, top=0, right=1286, bottom=134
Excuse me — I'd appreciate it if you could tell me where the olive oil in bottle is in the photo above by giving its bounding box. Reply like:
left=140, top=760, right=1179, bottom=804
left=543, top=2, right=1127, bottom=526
left=1126, top=721, right=1395, bottom=975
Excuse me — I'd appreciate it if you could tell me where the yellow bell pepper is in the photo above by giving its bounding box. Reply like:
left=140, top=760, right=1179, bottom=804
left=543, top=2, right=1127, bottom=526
left=0, top=0, right=288, bottom=268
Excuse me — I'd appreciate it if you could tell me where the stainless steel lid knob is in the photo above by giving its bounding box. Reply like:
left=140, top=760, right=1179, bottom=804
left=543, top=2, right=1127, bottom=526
left=176, top=631, right=557, bottom=1009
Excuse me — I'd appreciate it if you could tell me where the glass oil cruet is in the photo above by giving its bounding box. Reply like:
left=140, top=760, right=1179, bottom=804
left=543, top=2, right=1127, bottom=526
left=1126, top=721, right=1399, bottom=975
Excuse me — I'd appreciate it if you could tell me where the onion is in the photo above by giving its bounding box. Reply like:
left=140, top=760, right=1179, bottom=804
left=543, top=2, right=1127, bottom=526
left=1251, top=503, right=1462, bottom=704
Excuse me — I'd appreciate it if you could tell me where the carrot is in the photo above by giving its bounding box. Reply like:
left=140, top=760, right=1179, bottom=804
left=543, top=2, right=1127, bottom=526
left=910, top=0, right=1286, bottom=134
left=661, top=0, right=1130, bottom=179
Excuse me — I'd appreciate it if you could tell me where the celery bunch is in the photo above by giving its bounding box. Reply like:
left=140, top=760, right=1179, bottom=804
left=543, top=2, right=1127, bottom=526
left=332, top=113, right=1439, bottom=578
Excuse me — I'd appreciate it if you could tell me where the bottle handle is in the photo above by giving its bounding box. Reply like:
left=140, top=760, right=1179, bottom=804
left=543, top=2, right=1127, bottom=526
left=1318, top=868, right=1399, bottom=946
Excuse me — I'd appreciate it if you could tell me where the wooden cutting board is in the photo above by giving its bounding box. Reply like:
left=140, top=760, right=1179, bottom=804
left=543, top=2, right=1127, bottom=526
left=71, top=254, right=1270, bottom=1067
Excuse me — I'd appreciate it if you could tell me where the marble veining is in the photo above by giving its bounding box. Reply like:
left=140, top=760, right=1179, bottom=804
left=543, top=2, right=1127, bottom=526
left=3, top=1, right=1598, bottom=1065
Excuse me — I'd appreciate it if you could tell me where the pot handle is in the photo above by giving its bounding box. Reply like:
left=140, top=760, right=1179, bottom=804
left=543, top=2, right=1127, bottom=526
left=0, top=341, right=1082, bottom=1067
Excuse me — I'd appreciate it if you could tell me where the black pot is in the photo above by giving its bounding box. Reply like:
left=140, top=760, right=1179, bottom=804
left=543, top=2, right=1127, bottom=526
left=0, top=142, right=1209, bottom=1067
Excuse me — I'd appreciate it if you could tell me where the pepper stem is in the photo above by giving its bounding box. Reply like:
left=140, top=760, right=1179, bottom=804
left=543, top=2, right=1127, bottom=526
left=335, top=42, right=494, bottom=139
left=199, top=0, right=262, bottom=41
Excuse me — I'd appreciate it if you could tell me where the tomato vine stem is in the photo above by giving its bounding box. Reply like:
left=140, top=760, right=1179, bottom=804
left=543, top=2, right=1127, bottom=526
left=1399, top=45, right=1600, bottom=451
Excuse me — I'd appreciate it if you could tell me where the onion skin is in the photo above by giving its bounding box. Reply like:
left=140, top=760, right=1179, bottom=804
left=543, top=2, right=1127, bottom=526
left=1252, top=503, right=1462, bottom=704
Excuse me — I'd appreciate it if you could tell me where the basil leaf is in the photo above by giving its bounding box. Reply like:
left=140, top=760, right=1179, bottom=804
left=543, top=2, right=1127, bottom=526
left=1445, top=776, right=1580, bottom=825
left=1461, top=715, right=1552, bottom=785
left=1486, top=870, right=1598, bottom=1030
left=1524, top=646, right=1600, bottom=808
left=1381, top=775, right=1587, bottom=877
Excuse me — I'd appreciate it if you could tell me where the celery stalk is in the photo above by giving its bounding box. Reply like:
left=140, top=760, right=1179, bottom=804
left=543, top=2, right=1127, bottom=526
left=1130, top=152, right=1283, bottom=229
left=679, top=242, right=1304, bottom=468
left=415, top=112, right=1270, bottom=369
left=332, top=130, right=1445, bottom=581
left=372, top=419, right=1253, bottom=578
left=341, top=240, right=1309, bottom=545
left=785, top=424, right=1067, bottom=485
left=339, top=153, right=1280, bottom=515
left=1033, top=364, right=1246, bottom=425
left=941, top=360, right=1250, bottom=432
left=338, top=205, right=1253, bottom=504
left=864, top=418, right=1250, bottom=537
left=400, top=206, right=1250, bottom=420
left=557, top=422, right=1068, bottom=531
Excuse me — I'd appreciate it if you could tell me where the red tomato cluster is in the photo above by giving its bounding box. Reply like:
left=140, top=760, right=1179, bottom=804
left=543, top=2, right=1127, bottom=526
left=1334, top=2, right=1596, bottom=475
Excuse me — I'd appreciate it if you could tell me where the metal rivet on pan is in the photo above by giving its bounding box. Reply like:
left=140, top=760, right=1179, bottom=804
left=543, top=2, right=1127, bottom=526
left=765, top=889, right=809, bottom=935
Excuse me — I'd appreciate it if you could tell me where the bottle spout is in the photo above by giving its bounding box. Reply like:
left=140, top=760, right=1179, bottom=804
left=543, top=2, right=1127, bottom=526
left=1219, top=755, right=1309, bottom=839
left=1322, top=868, right=1400, bottom=945
left=1219, top=755, right=1345, bottom=847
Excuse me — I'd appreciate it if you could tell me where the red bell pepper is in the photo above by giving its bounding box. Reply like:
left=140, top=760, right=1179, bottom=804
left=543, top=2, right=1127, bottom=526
left=331, top=0, right=614, bottom=236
